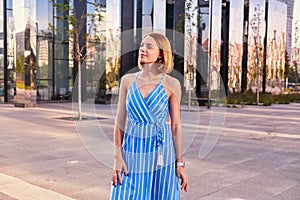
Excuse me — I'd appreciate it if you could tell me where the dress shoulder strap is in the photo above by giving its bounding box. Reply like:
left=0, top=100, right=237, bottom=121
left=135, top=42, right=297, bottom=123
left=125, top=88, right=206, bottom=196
left=160, top=73, right=165, bottom=83
left=135, top=72, right=141, bottom=81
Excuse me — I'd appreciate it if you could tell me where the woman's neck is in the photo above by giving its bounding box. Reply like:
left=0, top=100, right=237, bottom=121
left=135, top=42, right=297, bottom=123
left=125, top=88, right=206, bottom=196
left=140, top=64, right=162, bottom=80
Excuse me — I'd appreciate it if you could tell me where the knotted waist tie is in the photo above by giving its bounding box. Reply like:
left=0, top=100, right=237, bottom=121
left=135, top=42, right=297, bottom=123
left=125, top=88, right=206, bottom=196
left=128, top=120, right=165, bottom=147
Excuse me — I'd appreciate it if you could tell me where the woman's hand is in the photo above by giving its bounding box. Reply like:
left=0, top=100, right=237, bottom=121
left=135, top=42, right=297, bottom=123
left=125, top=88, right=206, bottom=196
left=176, top=166, right=188, bottom=192
left=111, top=156, right=128, bottom=186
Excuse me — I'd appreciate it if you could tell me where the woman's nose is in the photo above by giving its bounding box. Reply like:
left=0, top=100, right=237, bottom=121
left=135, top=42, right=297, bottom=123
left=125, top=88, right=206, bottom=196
left=140, top=45, right=146, bottom=51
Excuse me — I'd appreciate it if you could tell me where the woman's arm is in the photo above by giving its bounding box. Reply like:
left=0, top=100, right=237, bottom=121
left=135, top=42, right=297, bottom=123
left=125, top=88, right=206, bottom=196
left=168, top=78, right=189, bottom=192
left=114, top=75, right=127, bottom=158
left=169, top=79, right=183, bottom=162
left=112, top=74, right=130, bottom=186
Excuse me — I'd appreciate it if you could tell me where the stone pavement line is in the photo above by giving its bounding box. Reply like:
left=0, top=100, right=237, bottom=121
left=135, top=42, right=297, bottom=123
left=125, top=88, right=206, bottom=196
left=211, top=110, right=300, bottom=121
left=183, top=123, right=300, bottom=139
left=0, top=173, right=75, bottom=200
left=9, top=104, right=300, bottom=140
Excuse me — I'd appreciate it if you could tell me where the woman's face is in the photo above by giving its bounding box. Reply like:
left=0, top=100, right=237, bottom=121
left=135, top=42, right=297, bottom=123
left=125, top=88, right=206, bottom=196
left=139, top=36, right=160, bottom=64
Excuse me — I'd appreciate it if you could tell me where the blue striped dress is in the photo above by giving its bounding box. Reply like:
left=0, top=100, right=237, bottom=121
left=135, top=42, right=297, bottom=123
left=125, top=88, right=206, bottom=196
left=110, top=72, right=180, bottom=200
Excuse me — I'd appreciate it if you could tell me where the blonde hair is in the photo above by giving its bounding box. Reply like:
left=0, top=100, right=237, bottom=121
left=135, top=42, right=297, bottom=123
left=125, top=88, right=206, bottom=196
left=138, top=32, right=174, bottom=73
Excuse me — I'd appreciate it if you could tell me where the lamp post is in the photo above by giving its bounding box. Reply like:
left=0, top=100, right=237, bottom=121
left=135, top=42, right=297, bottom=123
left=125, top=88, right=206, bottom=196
left=250, top=4, right=263, bottom=105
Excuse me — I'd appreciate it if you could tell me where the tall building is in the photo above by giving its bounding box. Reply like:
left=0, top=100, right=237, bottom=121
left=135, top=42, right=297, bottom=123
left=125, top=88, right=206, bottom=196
left=0, top=0, right=297, bottom=105
left=225, top=0, right=294, bottom=94
left=278, top=0, right=294, bottom=62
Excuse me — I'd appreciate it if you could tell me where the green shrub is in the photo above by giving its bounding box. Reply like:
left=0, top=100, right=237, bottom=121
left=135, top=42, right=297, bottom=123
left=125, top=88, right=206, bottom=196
left=227, top=91, right=300, bottom=106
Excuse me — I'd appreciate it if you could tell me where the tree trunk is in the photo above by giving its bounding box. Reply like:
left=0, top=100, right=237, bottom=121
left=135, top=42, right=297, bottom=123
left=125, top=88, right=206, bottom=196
left=75, top=37, right=82, bottom=120
left=78, top=59, right=82, bottom=120
left=255, top=36, right=260, bottom=105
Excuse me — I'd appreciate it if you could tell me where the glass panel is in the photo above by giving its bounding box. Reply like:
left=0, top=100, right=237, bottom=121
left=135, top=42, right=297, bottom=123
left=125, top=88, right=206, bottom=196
left=153, top=0, right=166, bottom=32
left=0, top=81, right=3, bottom=102
left=13, top=0, right=36, bottom=106
left=52, top=0, right=69, bottom=102
left=166, top=0, right=174, bottom=30
left=86, top=0, right=121, bottom=103
left=36, top=34, right=53, bottom=101
left=210, top=0, right=222, bottom=92
left=87, top=0, right=107, bottom=103
left=36, top=0, right=51, bottom=31
left=35, top=0, right=52, bottom=105
left=37, top=79, right=52, bottom=100
left=7, top=0, right=15, bottom=102
left=106, top=0, right=121, bottom=102
left=184, top=0, right=198, bottom=91
left=54, top=43, right=69, bottom=60
left=37, top=39, right=50, bottom=80
left=228, top=0, right=244, bottom=93
left=197, top=4, right=210, bottom=98
left=266, top=0, right=287, bottom=93
left=142, top=0, right=153, bottom=30
left=54, top=59, right=70, bottom=99
left=0, top=0, right=4, bottom=102
left=54, top=0, right=69, bottom=44
left=247, top=0, right=265, bottom=92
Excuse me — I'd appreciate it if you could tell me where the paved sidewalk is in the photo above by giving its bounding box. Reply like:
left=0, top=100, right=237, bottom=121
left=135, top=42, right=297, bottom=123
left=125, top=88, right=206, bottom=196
left=0, top=102, right=300, bottom=199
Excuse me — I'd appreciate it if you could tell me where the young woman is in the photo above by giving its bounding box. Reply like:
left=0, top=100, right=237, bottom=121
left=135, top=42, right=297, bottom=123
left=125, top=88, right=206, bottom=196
left=110, top=32, right=188, bottom=199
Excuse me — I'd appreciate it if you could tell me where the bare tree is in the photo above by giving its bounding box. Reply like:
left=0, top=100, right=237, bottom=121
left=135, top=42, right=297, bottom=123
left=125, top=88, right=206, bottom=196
left=250, top=3, right=263, bottom=105
left=176, top=0, right=200, bottom=111
left=50, top=0, right=103, bottom=120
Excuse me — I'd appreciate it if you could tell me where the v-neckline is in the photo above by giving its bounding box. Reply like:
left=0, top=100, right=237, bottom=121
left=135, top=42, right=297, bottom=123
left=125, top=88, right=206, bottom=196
left=135, top=72, right=164, bottom=101
left=135, top=81, right=161, bottom=101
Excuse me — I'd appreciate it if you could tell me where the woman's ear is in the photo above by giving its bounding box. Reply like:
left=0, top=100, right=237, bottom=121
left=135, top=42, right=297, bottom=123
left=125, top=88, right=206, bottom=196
left=155, top=57, right=162, bottom=64
left=156, top=50, right=163, bottom=63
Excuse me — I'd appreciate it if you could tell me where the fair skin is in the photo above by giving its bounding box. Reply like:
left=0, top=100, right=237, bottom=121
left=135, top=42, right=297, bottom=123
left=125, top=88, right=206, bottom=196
left=112, top=35, right=188, bottom=191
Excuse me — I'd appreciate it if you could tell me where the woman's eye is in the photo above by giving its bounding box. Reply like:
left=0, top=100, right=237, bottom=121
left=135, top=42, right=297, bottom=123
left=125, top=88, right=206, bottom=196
left=140, top=43, right=155, bottom=49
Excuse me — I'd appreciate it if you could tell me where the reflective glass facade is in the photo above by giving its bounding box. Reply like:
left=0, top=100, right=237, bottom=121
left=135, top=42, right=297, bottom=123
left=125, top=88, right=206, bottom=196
left=36, top=0, right=57, bottom=101
left=86, top=0, right=121, bottom=103
left=266, top=0, right=287, bottom=93
left=228, top=0, right=244, bottom=93
left=0, top=1, right=3, bottom=102
left=13, top=0, right=37, bottom=106
left=0, top=0, right=296, bottom=104
left=210, top=0, right=222, bottom=92
left=227, top=0, right=291, bottom=94
left=0, top=0, right=14, bottom=102
left=247, top=0, right=266, bottom=93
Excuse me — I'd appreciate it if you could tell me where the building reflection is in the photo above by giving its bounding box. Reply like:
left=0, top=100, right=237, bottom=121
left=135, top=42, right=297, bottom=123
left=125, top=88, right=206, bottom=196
left=265, top=0, right=287, bottom=94
left=0, top=0, right=297, bottom=104
left=13, top=0, right=37, bottom=107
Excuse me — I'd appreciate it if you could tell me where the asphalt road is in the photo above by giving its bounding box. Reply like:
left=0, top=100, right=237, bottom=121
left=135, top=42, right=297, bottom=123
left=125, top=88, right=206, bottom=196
left=0, top=102, right=299, bottom=200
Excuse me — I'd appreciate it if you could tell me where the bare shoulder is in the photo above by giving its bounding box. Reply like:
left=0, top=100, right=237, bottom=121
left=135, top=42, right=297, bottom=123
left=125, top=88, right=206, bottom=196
left=120, top=72, right=137, bottom=91
left=163, top=74, right=182, bottom=102
left=164, top=74, right=181, bottom=91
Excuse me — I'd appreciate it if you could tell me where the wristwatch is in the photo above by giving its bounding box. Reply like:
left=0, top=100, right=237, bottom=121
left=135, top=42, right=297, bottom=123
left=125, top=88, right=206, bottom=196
left=176, top=161, right=186, bottom=167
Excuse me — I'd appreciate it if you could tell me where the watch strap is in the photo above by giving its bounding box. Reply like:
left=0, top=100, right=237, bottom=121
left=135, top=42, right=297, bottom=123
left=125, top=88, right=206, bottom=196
left=176, top=161, right=186, bottom=167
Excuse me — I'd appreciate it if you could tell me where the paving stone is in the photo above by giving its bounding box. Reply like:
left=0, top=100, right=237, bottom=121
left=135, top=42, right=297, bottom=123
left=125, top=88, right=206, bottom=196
left=0, top=103, right=299, bottom=199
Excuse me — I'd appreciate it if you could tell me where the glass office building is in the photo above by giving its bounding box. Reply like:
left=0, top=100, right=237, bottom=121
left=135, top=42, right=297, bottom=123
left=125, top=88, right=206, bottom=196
left=0, top=0, right=295, bottom=105
left=227, top=0, right=293, bottom=94
left=0, top=0, right=119, bottom=105
left=0, top=0, right=14, bottom=102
